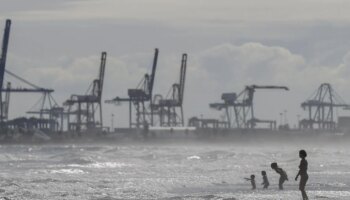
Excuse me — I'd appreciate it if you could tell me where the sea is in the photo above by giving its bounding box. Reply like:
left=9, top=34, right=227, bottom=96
left=0, top=136, right=349, bottom=200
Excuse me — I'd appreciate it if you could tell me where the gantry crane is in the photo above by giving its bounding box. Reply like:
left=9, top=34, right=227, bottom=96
left=2, top=70, right=58, bottom=131
left=0, top=19, right=58, bottom=132
left=300, top=83, right=349, bottom=130
left=106, top=49, right=158, bottom=128
left=152, top=53, right=187, bottom=127
left=209, top=93, right=237, bottom=128
left=210, top=85, right=289, bottom=129
left=64, top=52, right=107, bottom=133
left=26, top=89, right=63, bottom=132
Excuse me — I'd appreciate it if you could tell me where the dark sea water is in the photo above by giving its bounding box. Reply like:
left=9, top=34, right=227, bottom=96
left=0, top=139, right=349, bottom=200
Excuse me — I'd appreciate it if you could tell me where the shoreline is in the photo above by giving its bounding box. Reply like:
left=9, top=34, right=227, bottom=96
left=0, top=128, right=349, bottom=145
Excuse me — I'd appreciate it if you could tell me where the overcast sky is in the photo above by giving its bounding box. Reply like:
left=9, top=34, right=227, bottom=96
left=2, top=0, right=350, bottom=128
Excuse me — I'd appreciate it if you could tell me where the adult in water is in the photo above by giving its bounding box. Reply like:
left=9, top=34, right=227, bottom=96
left=271, top=162, right=288, bottom=190
left=295, top=149, right=309, bottom=200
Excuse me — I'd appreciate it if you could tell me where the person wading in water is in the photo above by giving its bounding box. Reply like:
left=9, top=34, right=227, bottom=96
left=271, top=162, right=288, bottom=190
left=295, top=149, right=309, bottom=200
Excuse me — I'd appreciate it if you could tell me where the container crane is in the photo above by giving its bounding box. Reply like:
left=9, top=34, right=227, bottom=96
left=210, top=85, right=289, bottom=129
left=3, top=70, right=56, bottom=129
left=209, top=93, right=237, bottom=128
left=0, top=19, right=58, bottom=132
left=300, top=83, right=349, bottom=130
left=106, top=49, right=158, bottom=128
left=152, top=53, right=187, bottom=127
left=64, top=52, right=107, bottom=133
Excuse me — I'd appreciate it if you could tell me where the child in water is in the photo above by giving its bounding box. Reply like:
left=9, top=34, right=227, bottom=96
left=261, top=171, right=269, bottom=189
left=295, top=150, right=309, bottom=200
left=271, top=162, right=288, bottom=190
left=244, top=174, right=256, bottom=190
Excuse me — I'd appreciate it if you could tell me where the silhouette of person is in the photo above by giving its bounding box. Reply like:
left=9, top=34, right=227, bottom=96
left=244, top=174, right=256, bottom=190
left=261, top=170, right=269, bottom=189
left=295, top=150, right=309, bottom=200
left=271, top=162, right=288, bottom=190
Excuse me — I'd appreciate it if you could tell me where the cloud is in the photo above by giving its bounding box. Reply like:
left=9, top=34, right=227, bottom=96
left=195, top=43, right=305, bottom=90
left=186, top=43, right=306, bottom=123
left=4, top=0, right=350, bottom=24
left=194, top=42, right=350, bottom=93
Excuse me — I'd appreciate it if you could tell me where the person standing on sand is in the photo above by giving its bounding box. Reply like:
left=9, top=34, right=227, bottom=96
left=295, top=150, right=309, bottom=200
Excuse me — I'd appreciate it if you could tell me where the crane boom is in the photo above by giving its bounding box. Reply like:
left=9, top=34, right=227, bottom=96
left=0, top=19, right=11, bottom=123
left=179, top=53, right=187, bottom=104
left=148, top=48, right=158, bottom=99
left=93, top=52, right=107, bottom=101
left=0, top=19, right=11, bottom=93
left=248, top=85, right=289, bottom=90
left=237, top=84, right=289, bottom=104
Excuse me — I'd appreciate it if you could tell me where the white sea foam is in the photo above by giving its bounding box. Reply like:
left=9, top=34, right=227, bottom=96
left=187, top=155, right=201, bottom=160
left=49, top=169, right=86, bottom=174
left=68, top=162, right=132, bottom=169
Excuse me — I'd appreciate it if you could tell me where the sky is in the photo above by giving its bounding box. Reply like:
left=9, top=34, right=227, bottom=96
left=2, top=0, right=350, bottom=128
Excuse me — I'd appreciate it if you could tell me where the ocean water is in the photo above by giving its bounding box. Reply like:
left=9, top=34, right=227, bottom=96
left=0, top=139, right=349, bottom=200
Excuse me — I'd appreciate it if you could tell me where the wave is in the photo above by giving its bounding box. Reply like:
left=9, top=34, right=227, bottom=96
left=50, top=152, right=96, bottom=165
left=30, top=178, right=60, bottom=183
left=187, top=155, right=201, bottom=160
left=68, top=162, right=132, bottom=169
left=64, top=157, right=95, bottom=165
left=49, top=169, right=86, bottom=174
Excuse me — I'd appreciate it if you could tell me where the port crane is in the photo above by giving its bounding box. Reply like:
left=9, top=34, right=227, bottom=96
left=210, top=85, right=289, bottom=129
left=209, top=92, right=237, bottom=128
left=152, top=53, right=187, bottom=127
left=300, top=83, right=349, bottom=130
left=0, top=19, right=57, bottom=132
left=106, top=49, right=158, bottom=128
left=64, top=52, right=107, bottom=133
